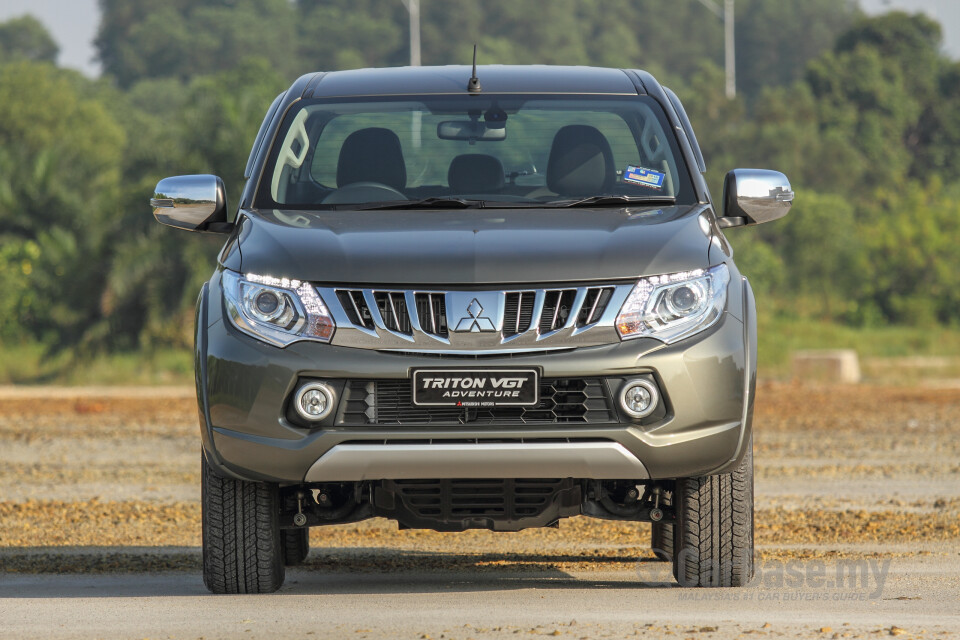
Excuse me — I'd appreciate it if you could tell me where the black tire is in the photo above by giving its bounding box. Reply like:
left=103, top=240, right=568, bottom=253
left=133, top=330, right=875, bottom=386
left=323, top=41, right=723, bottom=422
left=650, top=489, right=674, bottom=562
left=282, top=529, right=309, bottom=566
left=280, top=490, right=310, bottom=566
left=201, top=455, right=284, bottom=594
left=672, top=439, right=754, bottom=587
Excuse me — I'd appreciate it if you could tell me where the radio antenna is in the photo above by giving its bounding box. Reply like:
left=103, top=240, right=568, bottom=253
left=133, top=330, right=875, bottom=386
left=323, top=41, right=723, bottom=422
left=467, top=44, right=482, bottom=93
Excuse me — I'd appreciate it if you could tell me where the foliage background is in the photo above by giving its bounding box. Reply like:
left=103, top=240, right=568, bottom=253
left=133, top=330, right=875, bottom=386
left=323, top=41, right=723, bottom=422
left=0, top=0, right=958, bottom=382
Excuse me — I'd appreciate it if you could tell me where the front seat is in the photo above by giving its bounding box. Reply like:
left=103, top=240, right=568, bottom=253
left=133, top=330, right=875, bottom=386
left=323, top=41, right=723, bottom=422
left=336, top=127, right=407, bottom=190
left=448, top=154, right=505, bottom=193
left=546, top=125, right=615, bottom=197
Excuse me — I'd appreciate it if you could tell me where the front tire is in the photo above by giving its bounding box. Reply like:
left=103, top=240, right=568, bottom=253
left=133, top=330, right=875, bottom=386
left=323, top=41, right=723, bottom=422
left=672, top=439, right=754, bottom=587
left=201, top=455, right=285, bottom=594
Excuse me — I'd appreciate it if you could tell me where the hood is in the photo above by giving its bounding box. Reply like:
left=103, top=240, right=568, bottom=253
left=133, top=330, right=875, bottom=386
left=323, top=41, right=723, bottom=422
left=228, top=204, right=714, bottom=285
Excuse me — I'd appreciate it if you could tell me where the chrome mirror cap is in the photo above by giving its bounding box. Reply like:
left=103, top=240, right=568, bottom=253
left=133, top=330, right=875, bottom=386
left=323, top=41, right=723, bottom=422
left=721, top=168, right=793, bottom=226
left=151, top=174, right=229, bottom=232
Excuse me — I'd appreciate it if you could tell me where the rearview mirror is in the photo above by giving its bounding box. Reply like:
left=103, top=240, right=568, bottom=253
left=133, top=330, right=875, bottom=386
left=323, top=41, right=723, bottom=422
left=150, top=174, right=231, bottom=232
left=437, top=120, right=506, bottom=141
left=720, top=169, right=793, bottom=227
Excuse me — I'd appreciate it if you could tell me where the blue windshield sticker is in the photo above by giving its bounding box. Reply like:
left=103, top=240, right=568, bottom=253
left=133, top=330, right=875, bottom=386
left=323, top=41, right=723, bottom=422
left=624, top=165, right=665, bottom=189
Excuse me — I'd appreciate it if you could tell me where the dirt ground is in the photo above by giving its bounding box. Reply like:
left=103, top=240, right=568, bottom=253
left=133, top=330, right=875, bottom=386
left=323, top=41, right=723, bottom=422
left=1, top=381, right=959, bottom=639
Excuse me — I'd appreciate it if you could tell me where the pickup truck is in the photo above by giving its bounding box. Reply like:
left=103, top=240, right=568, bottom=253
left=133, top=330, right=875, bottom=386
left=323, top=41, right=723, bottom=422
left=151, top=63, right=792, bottom=593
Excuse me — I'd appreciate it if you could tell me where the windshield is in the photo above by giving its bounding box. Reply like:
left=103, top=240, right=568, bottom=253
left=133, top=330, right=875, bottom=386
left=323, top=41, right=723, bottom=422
left=256, top=94, right=696, bottom=209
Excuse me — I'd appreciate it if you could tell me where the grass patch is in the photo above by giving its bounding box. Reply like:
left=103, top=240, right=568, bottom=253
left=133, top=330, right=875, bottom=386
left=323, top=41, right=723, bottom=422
left=0, top=342, right=69, bottom=383
left=757, top=312, right=960, bottom=379
left=0, top=342, right=193, bottom=386
left=60, top=349, right=194, bottom=386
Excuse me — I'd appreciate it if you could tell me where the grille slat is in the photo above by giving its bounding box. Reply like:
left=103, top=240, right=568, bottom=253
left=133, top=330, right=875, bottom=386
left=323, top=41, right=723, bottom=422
left=373, top=292, right=412, bottom=335
left=340, top=378, right=614, bottom=425
left=540, top=290, right=577, bottom=334
left=577, top=287, right=614, bottom=327
left=414, top=293, right=448, bottom=337
left=504, top=293, right=519, bottom=334
left=503, top=291, right=535, bottom=337
left=336, top=290, right=374, bottom=329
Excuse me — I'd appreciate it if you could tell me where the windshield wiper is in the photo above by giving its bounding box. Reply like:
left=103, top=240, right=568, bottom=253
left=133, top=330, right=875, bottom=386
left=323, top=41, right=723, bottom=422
left=352, top=197, right=484, bottom=210
left=344, top=194, right=675, bottom=210
left=554, top=195, right=676, bottom=208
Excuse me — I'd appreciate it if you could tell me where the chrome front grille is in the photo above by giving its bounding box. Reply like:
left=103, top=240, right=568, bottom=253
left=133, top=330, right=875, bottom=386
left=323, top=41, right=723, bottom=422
left=318, top=282, right=634, bottom=352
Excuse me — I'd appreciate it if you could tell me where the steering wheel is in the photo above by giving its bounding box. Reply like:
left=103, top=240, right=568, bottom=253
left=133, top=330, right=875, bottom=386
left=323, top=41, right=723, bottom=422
left=321, top=182, right=407, bottom=205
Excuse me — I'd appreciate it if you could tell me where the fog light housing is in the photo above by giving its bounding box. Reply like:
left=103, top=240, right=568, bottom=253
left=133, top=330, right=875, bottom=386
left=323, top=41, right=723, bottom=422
left=294, top=382, right=335, bottom=421
left=619, top=379, right=659, bottom=419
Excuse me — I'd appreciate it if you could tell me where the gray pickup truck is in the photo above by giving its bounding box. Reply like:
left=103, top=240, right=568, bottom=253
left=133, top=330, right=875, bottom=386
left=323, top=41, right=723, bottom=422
left=151, top=64, right=792, bottom=593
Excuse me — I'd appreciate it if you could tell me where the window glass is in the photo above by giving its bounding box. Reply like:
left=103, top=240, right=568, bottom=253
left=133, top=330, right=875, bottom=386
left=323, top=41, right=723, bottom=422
left=259, top=95, right=694, bottom=208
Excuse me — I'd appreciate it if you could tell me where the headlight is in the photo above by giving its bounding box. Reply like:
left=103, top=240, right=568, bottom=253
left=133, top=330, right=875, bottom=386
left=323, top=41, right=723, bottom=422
left=221, top=270, right=335, bottom=347
left=616, top=264, right=729, bottom=343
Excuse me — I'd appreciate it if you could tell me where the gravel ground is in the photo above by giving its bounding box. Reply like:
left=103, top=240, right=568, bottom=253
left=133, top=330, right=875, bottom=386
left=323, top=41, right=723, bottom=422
left=0, top=382, right=958, bottom=639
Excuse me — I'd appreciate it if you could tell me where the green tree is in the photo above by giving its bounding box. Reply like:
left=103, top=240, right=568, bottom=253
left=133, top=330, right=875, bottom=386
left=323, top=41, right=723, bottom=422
left=0, top=239, right=41, bottom=342
left=0, top=62, right=124, bottom=237
left=296, top=0, right=407, bottom=70
left=804, top=12, right=958, bottom=188
left=736, top=0, right=859, bottom=100
left=0, top=61, right=125, bottom=347
left=0, top=15, right=58, bottom=64
left=96, top=0, right=299, bottom=87
left=727, top=233, right=785, bottom=300
left=859, top=179, right=960, bottom=325
left=91, top=59, right=286, bottom=350
left=779, top=192, right=862, bottom=318
left=665, top=60, right=747, bottom=196
left=176, top=58, right=288, bottom=203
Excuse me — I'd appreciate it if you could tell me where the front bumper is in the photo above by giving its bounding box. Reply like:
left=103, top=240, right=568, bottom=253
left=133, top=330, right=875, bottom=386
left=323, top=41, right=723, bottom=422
left=196, top=271, right=757, bottom=484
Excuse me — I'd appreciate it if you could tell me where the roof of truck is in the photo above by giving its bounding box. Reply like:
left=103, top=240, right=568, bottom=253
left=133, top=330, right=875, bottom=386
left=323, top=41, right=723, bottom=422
left=298, top=65, right=648, bottom=98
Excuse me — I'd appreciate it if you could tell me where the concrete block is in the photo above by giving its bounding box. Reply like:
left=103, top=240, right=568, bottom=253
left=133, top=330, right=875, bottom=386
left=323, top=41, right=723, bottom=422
left=791, top=349, right=861, bottom=384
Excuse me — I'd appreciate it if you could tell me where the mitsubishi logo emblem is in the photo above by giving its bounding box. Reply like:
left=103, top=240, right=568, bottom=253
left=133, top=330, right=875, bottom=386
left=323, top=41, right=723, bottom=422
left=454, top=298, right=497, bottom=332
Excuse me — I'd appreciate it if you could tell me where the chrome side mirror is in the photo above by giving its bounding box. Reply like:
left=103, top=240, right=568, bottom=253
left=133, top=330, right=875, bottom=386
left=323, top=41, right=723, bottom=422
left=151, top=174, right=230, bottom=232
left=720, top=169, right=793, bottom=227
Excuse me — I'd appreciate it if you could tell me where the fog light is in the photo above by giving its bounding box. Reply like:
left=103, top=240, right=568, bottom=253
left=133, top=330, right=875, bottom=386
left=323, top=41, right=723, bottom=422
left=620, top=379, right=659, bottom=419
left=294, top=382, right=335, bottom=421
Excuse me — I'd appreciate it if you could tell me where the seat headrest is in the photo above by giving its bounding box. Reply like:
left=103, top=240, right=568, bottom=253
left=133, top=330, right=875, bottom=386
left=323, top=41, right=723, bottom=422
left=546, top=125, right=615, bottom=196
left=448, top=154, right=505, bottom=193
left=336, top=127, right=406, bottom=190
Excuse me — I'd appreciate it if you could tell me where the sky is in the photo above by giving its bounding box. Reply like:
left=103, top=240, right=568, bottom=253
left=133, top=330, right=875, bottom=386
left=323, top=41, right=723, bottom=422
left=0, top=0, right=101, bottom=76
left=0, top=0, right=958, bottom=78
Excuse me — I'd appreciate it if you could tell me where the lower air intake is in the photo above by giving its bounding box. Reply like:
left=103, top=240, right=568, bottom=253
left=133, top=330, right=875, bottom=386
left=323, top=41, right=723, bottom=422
left=338, top=378, right=615, bottom=425
left=375, top=478, right=582, bottom=531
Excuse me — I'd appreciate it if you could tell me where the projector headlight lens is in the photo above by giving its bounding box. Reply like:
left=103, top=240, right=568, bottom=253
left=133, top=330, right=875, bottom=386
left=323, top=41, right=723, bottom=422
left=254, top=290, right=281, bottom=316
